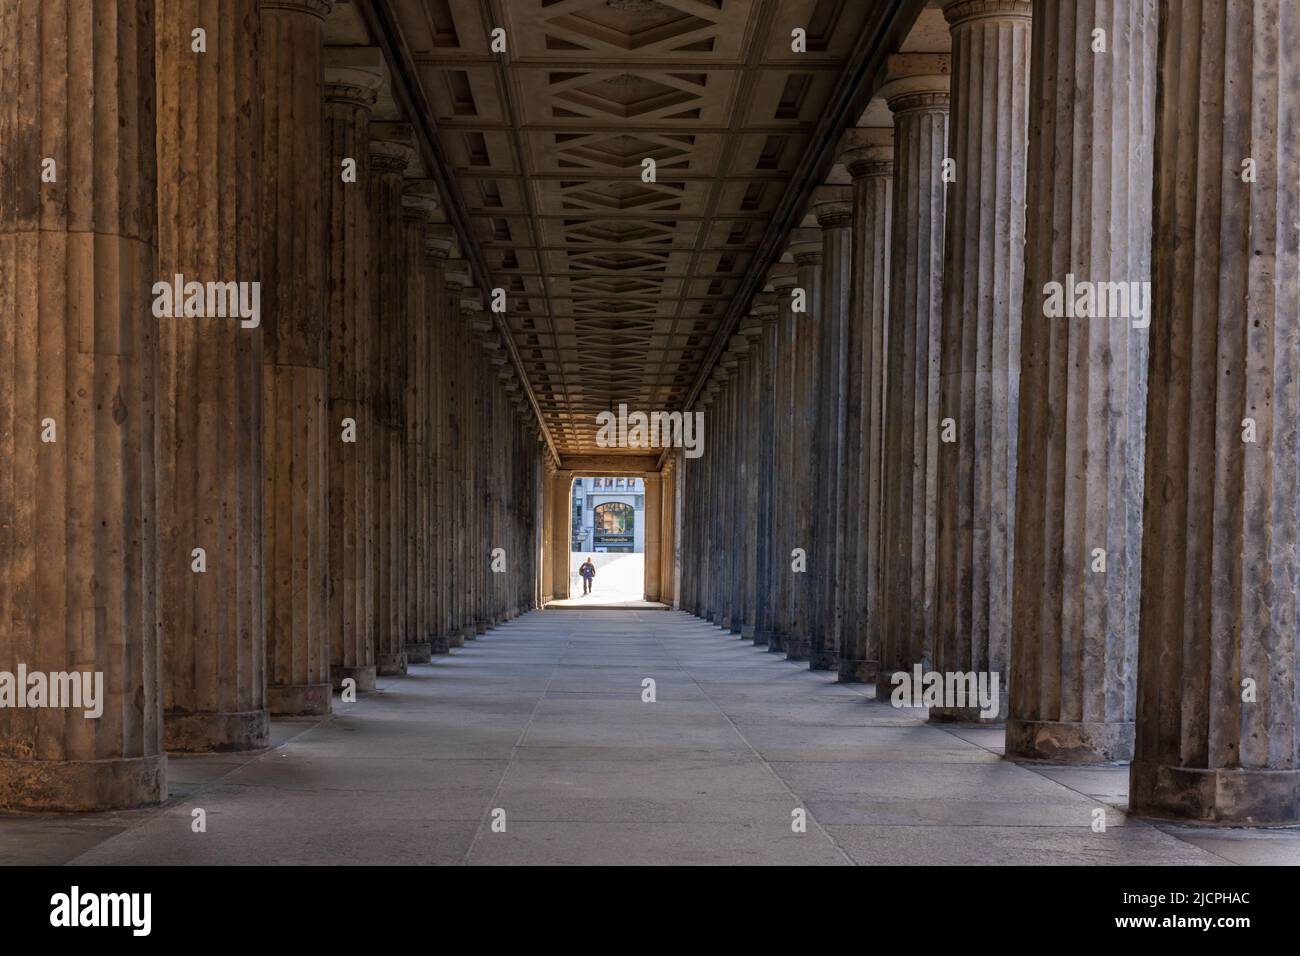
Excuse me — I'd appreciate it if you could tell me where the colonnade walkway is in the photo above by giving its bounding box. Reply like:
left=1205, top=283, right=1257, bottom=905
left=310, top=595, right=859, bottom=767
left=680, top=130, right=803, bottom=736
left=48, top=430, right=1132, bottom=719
left=5, top=612, right=1297, bottom=866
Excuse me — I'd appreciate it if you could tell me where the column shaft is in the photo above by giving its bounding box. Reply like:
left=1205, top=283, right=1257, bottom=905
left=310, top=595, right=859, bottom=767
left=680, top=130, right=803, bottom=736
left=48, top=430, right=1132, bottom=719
left=0, top=0, right=165, bottom=810
left=1131, top=0, right=1300, bottom=823
left=1008, top=0, right=1155, bottom=761
left=156, top=0, right=269, bottom=749
left=261, top=0, right=332, bottom=715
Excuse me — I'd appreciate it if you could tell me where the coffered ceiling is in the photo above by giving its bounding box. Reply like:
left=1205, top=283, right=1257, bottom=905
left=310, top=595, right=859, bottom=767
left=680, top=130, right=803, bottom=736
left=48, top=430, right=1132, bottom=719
left=372, top=0, right=923, bottom=457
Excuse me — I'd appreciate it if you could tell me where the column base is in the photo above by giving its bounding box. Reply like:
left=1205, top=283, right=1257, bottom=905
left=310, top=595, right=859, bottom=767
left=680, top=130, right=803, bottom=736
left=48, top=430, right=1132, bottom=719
left=165, top=709, right=269, bottom=753
left=752, top=628, right=770, bottom=647
left=461, top=626, right=477, bottom=642
left=1005, top=718, right=1133, bottom=764
left=0, top=754, right=166, bottom=812
left=331, top=665, right=376, bottom=692
left=837, top=658, right=877, bottom=683
left=786, top=638, right=810, bottom=662
left=405, top=642, right=433, bottom=664
left=809, top=650, right=838, bottom=671
left=269, top=682, right=332, bottom=716
left=431, top=636, right=452, bottom=655
left=1130, top=762, right=1300, bottom=825
left=446, top=631, right=465, bottom=649
left=475, top=619, right=490, bottom=635
left=376, top=653, right=407, bottom=676
left=767, top=632, right=786, bottom=653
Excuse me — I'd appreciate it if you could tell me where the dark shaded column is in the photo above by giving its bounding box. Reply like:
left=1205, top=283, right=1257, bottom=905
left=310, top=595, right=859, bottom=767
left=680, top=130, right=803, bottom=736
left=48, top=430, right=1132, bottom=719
left=1008, top=0, right=1155, bottom=762
left=750, top=294, right=780, bottom=646
left=786, top=226, right=823, bottom=662
left=423, top=224, right=454, bottom=652
left=323, top=61, right=381, bottom=692
left=767, top=263, right=799, bottom=654
left=402, top=183, right=438, bottom=663
left=156, top=0, right=268, bottom=750
left=367, top=126, right=413, bottom=676
left=837, top=127, right=893, bottom=684
left=261, top=0, right=333, bottom=715
left=877, top=58, right=950, bottom=696
left=0, top=0, right=165, bottom=810
left=1131, top=0, right=1300, bottom=824
left=811, top=186, right=853, bottom=671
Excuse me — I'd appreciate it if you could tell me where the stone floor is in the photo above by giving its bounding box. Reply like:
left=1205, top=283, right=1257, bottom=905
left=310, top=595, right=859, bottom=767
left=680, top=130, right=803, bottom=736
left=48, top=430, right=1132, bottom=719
left=4, top=609, right=1299, bottom=865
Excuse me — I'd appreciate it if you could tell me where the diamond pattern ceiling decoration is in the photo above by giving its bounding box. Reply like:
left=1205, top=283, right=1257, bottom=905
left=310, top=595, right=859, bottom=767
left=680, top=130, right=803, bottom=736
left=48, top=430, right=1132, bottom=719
left=392, top=0, right=887, bottom=455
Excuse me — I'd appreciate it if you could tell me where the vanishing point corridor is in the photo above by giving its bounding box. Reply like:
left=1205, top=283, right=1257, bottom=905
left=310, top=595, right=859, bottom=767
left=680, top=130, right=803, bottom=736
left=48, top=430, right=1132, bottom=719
left=5, top=610, right=1289, bottom=866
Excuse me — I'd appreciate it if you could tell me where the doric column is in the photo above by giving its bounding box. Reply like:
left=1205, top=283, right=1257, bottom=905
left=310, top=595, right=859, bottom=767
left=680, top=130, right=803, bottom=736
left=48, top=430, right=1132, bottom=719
left=750, top=295, right=780, bottom=646
left=1131, top=0, right=1300, bottom=824
left=877, top=57, right=950, bottom=697
left=438, top=261, right=470, bottom=644
left=767, top=264, right=799, bottom=654
left=261, top=0, right=333, bottom=715
left=811, top=186, right=853, bottom=671
left=550, top=470, right=573, bottom=600
left=155, top=0, right=268, bottom=750
left=786, top=227, right=823, bottom=661
left=1008, top=0, right=1155, bottom=762
left=423, top=225, right=455, bottom=651
left=645, top=475, right=662, bottom=601
left=540, top=458, right=556, bottom=601
left=930, top=0, right=1030, bottom=721
left=724, top=339, right=747, bottom=634
left=462, top=290, right=487, bottom=639
left=368, top=125, right=413, bottom=676
left=837, top=127, right=893, bottom=683
left=324, top=60, right=381, bottom=692
left=0, top=0, right=164, bottom=810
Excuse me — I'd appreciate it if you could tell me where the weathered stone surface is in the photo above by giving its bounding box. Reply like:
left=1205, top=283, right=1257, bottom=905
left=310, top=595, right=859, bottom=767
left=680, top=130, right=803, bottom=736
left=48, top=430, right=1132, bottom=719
left=0, top=0, right=166, bottom=810
left=156, top=0, right=269, bottom=752
left=324, top=62, right=381, bottom=694
left=877, top=61, right=950, bottom=699
left=1008, top=0, right=1155, bottom=762
left=931, top=0, right=1030, bottom=722
left=838, top=128, right=893, bottom=685
left=1130, top=0, right=1300, bottom=824
left=368, top=129, right=414, bottom=677
left=261, top=0, right=333, bottom=717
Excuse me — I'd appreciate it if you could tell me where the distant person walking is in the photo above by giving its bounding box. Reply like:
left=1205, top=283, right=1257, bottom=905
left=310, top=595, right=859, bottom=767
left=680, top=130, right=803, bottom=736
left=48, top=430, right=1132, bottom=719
left=579, top=557, right=596, bottom=595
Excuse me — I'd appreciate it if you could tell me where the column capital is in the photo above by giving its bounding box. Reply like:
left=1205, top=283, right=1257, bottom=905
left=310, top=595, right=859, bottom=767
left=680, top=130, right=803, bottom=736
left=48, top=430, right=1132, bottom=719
left=738, top=317, right=764, bottom=340
left=751, top=291, right=781, bottom=319
left=323, top=66, right=384, bottom=107
left=424, top=223, right=456, bottom=262
left=767, top=262, right=799, bottom=292
left=839, top=127, right=894, bottom=180
left=402, top=180, right=440, bottom=223
left=879, top=54, right=951, bottom=113
left=811, top=185, right=853, bottom=229
left=444, top=262, right=472, bottom=292
left=370, top=122, right=416, bottom=175
left=942, top=0, right=1032, bottom=27
left=786, top=226, right=823, bottom=265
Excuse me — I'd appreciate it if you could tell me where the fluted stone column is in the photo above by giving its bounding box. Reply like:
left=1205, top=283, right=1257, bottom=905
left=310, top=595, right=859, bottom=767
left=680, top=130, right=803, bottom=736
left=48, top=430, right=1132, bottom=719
left=930, top=0, right=1030, bottom=721
left=155, top=0, right=268, bottom=751
left=878, top=58, right=950, bottom=696
left=438, top=262, right=470, bottom=644
left=324, top=63, right=381, bottom=692
left=368, top=127, right=413, bottom=676
left=751, top=295, right=780, bottom=646
left=838, top=128, right=893, bottom=683
left=787, top=227, right=822, bottom=661
left=1131, top=0, right=1300, bottom=824
left=461, top=291, right=487, bottom=639
left=550, top=470, right=573, bottom=600
left=767, top=264, right=799, bottom=654
left=645, top=475, right=662, bottom=601
left=810, top=186, right=853, bottom=671
left=0, top=0, right=165, bottom=810
left=262, top=0, right=332, bottom=715
left=423, top=225, right=454, bottom=651
left=402, top=184, right=438, bottom=663
left=1008, top=0, right=1155, bottom=762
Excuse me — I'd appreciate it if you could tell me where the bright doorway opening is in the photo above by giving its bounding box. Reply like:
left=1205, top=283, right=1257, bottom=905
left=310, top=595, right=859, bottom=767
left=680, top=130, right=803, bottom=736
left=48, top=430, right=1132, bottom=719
left=561, top=475, right=647, bottom=606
